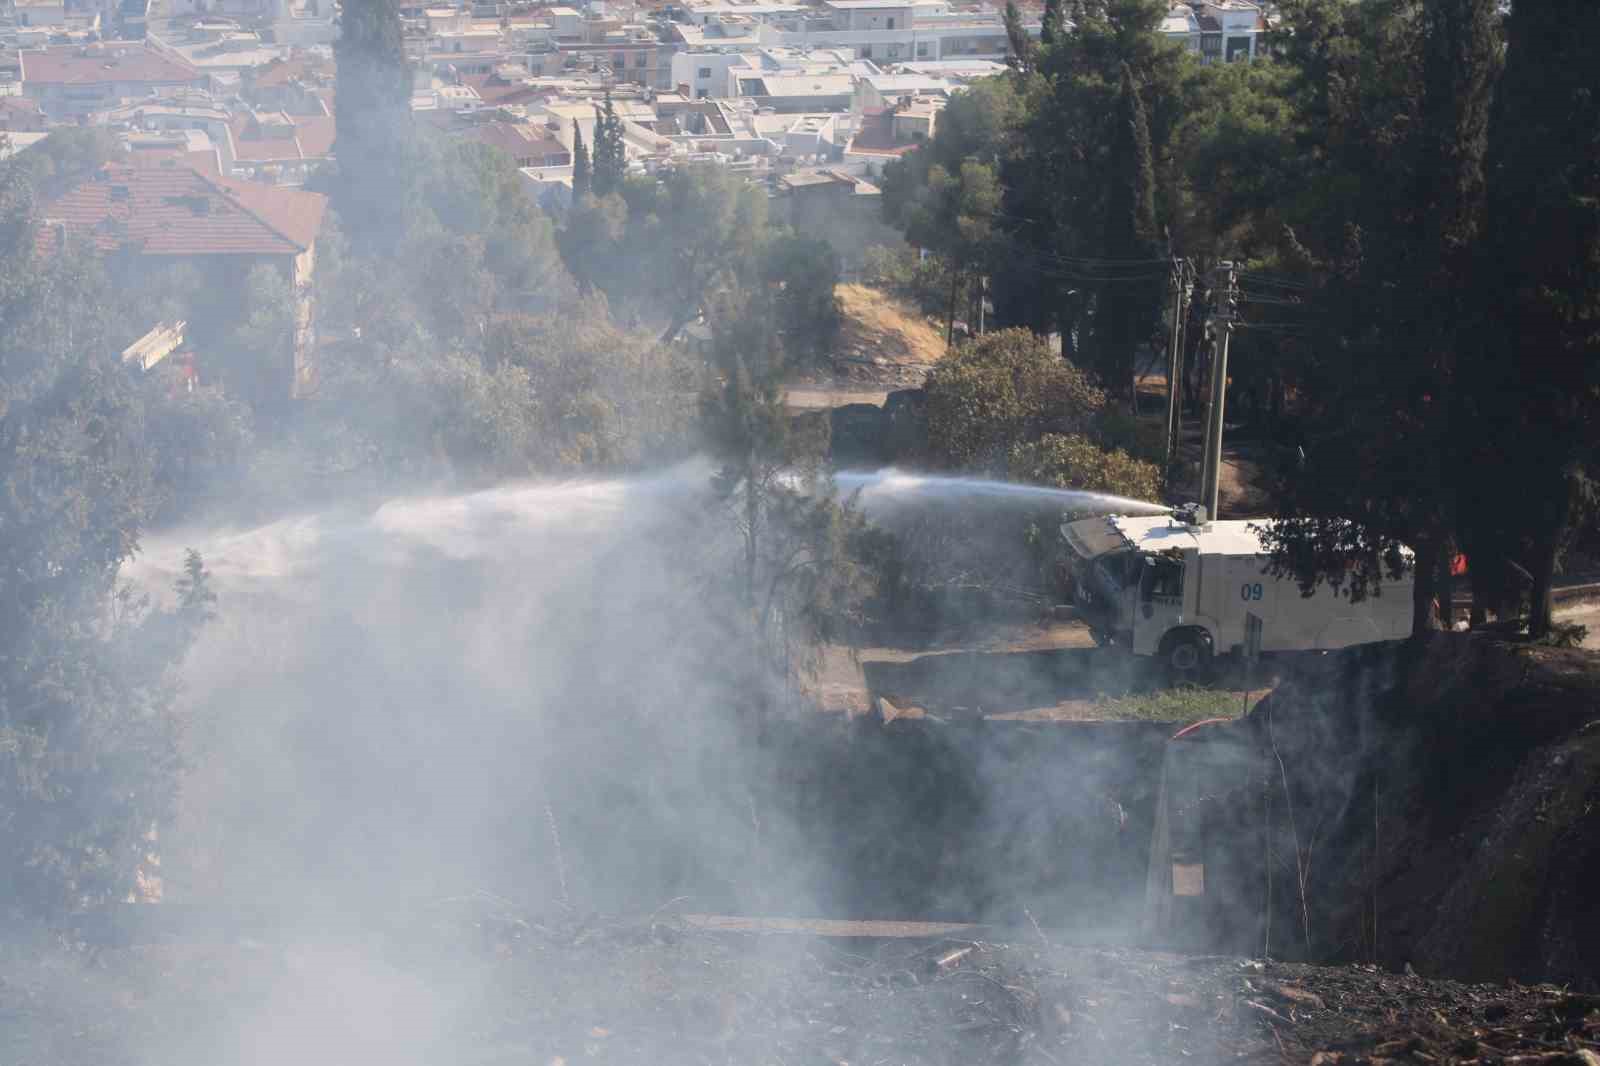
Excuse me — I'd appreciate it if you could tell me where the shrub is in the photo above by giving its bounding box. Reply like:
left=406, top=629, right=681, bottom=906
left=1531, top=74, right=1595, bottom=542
left=1008, top=433, right=1164, bottom=505
left=923, top=329, right=1105, bottom=471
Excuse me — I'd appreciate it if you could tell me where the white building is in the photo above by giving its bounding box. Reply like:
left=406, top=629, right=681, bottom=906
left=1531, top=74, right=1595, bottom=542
left=13, top=0, right=66, bottom=28
left=669, top=44, right=864, bottom=100
left=675, top=0, right=1031, bottom=66
left=1163, top=1, right=1263, bottom=65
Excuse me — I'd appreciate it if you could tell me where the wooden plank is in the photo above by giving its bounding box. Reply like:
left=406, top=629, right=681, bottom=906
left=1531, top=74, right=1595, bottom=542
left=680, top=914, right=984, bottom=939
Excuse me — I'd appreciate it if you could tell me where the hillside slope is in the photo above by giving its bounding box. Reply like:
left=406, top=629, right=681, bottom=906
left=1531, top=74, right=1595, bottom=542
left=1236, top=636, right=1600, bottom=987
left=829, top=283, right=947, bottom=387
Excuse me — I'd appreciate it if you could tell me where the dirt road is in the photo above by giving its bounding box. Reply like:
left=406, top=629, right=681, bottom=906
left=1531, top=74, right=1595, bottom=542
left=1556, top=601, right=1600, bottom=648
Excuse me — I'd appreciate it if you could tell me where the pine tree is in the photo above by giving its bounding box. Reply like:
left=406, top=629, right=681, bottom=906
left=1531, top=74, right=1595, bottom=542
left=333, top=0, right=412, bottom=249
left=591, top=92, right=626, bottom=198
left=1458, top=0, right=1600, bottom=637
left=1258, top=0, right=1503, bottom=636
left=571, top=119, right=591, bottom=201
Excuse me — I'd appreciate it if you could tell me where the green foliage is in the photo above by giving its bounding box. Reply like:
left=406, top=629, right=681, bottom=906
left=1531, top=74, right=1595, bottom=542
left=1093, top=407, right=1167, bottom=465
left=696, top=290, right=875, bottom=708
left=141, top=371, right=255, bottom=524
left=9, top=127, right=121, bottom=197
left=220, top=263, right=297, bottom=413
left=1008, top=432, right=1162, bottom=504
left=557, top=165, right=771, bottom=341
left=484, top=303, right=695, bottom=469
left=557, top=189, right=627, bottom=295
left=332, top=0, right=411, bottom=248
left=571, top=119, right=591, bottom=200
left=1088, top=684, right=1251, bottom=722
left=761, top=234, right=841, bottom=366
left=1453, top=0, right=1600, bottom=638
left=1040, top=0, right=1062, bottom=45
left=591, top=93, right=627, bottom=198
left=923, top=328, right=1105, bottom=472
left=880, top=76, right=1020, bottom=229
left=1252, top=0, right=1503, bottom=632
left=0, top=155, right=207, bottom=915
left=1090, top=62, right=1163, bottom=400
left=1003, top=0, right=1036, bottom=73
left=860, top=244, right=969, bottom=318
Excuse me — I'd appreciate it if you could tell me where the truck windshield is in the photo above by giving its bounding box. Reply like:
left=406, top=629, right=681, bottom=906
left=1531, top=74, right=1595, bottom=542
left=1093, top=554, right=1128, bottom=591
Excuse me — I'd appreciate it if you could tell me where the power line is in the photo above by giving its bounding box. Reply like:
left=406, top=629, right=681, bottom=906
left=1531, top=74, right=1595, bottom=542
left=992, top=238, right=1171, bottom=281
left=1236, top=270, right=1313, bottom=291
left=1237, top=292, right=1313, bottom=307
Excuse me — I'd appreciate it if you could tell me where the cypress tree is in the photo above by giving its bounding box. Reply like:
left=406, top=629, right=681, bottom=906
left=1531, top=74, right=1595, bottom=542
left=1091, top=62, right=1159, bottom=406
left=333, top=0, right=411, bottom=248
left=591, top=92, right=626, bottom=197
left=1040, top=0, right=1063, bottom=47
left=571, top=119, right=591, bottom=201
left=1003, top=1, right=1036, bottom=72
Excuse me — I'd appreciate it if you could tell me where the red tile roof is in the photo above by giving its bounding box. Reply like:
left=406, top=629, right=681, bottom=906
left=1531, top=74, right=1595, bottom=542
left=294, top=114, right=336, bottom=158
left=40, top=163, right=325, bottom=257
left=247, top=54, right=330, bottom=90
left=457, top=71, right=545, bottom=106
left=124, top=148, right=222, bottom=176
left=228, top=110, right=337, bottom=162
left=459, top=119, right=568, bottom=165
left=19, top=43, right=199, bottom=86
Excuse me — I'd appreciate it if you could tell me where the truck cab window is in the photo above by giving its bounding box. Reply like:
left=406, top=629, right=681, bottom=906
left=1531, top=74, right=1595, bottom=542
left=1141, top=556, right=1183, bottom=601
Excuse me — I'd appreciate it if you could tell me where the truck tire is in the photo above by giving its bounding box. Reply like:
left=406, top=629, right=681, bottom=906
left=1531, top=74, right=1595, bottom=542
left=1160, top=628, right=1213, bottom=682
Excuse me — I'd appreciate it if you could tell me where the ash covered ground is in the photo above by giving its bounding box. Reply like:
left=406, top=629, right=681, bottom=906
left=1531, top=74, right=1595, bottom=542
left=3, top=915, right=1597, bottom=1066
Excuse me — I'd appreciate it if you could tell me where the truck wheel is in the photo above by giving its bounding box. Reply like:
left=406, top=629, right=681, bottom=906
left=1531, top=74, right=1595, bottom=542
left=1161, top=630, right=1213, bottom=682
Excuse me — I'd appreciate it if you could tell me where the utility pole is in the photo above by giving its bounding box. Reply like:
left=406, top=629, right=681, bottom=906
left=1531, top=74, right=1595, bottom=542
left=1163, top=257, right=1192, bottom=480
left=1199, top=260, right=1237, bottom=523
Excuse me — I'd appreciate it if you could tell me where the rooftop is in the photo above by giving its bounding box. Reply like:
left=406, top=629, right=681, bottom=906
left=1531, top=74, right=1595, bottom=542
left=745, top=72, right=854, bottom=95
left=229, top=109, right=336, bottom=161
left=460, top=118, right=569, bottom=161
left=1075, top=515, right=1274, bottom=558
left=41, top=163, right=326, bottom=256
left=19, top=43, right=200, bottom=85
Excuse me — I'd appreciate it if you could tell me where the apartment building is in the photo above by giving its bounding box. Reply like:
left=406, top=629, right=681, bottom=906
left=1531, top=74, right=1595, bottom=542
left=1163, top=0, right=1264, bottom=64
left=674, top=0, right=1032, bottom=66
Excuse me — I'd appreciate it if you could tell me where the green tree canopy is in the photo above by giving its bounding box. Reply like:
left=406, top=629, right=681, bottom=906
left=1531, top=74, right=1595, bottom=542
left=923, top=328, right=1106, bottom=472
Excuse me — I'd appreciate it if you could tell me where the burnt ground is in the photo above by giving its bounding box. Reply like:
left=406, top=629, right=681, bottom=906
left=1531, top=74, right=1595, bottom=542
left=2, top=918, right=1597, bottom=1066
left=5, top=639, right=1599, bottom=1065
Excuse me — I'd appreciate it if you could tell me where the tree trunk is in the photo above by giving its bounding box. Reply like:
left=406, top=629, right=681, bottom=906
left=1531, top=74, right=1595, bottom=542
left=1411, top=540, right=1441, bottom=639
left=745, top=463, right=759, bottom=613
left=659, top=309, right=694, bottom=346
left=1437, top=549, right=1455, bottom=630
left=1527, top=472, right=1573, bottom=639
left=1468, top=562, right=1487, bottom=627
left=946, top=267, right=961, bottom=348
left=1527, top=532, right=1559, bottom=640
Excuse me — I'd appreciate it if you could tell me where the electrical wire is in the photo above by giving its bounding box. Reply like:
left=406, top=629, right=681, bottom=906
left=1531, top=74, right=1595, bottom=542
left=1237, top=270, right=1313, bottom=291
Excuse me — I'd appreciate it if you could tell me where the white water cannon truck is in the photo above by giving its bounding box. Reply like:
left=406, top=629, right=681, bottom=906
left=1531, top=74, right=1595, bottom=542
left=1060, top=505, right=1414, bottom=678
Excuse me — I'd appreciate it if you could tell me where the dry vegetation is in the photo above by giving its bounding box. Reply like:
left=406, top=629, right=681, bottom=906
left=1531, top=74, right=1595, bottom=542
left=830, top=284, right=950, bottom=386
